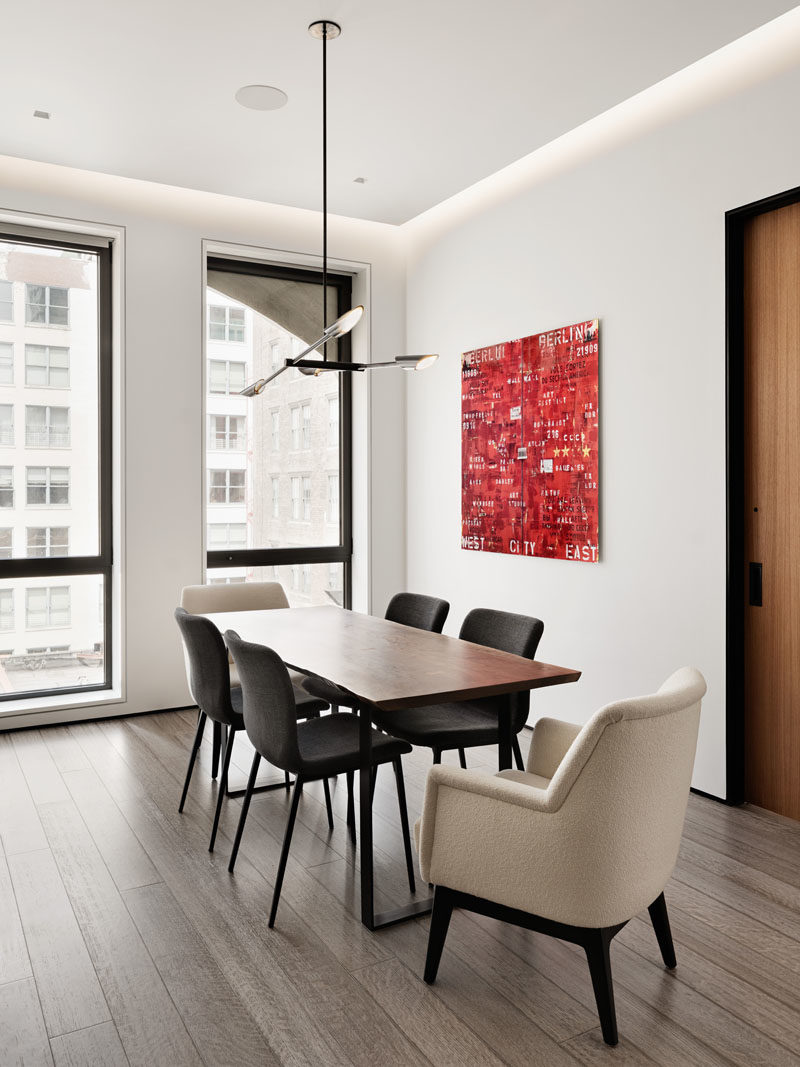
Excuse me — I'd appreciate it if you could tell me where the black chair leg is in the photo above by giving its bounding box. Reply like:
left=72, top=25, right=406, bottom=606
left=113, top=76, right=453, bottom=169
left=512, top=736, right=524, bottom=770
left=228, top=752, right=261, bottom=873
left=179, top=711, right=206, bottom=813
left=584, top=928, right=619, bottom=1046
left=269, top=777, right=303, bottom=928
left=458, top=748, right=467, bottom=769
left=322, top=776, right=334, bottom=831
left=648, top=892, right=677, bottom=969
left=371, top=766, right=377, bottom=801
left=284, top=771, right=291, bottom=792
left=209, top=726, right=236, bottom=853
left=211, top=721, right=221, bottom=779
left=433, top=748, right=442, bottom=765
left=424, top=886, right=455, bottom=983
left=345, top=771, right=356, bottom=844
left=393, top=759, right=416, bottom=894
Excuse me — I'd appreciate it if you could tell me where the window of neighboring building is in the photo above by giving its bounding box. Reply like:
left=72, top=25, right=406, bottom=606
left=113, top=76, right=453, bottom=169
left=0, top=467, right=13, bottom=508
left=25, top=345, right=69, bottom=387
left=209, top=359, right=246, bottom=395
left=208, top=305, right=245, bottom=343
left=271, top=477, right=279, bottom=518
left=0, top=280, right=12, bottom=323
left=25, top=285, right=69, bottom=327
left=209, top=414, right=245, bottom=450
left=302, top=403, right=311, bottom=449
left=0, top=589, right=13, bottom=631
left=26, top=586, right=70, bottom=628
left=327, top=474, right=339, bottom=524
left=291, top=407, right=301, bottom=450
left=0, top=342, right=13, bottom=384
left=290, top=476, right=301, bottom=519
left=207, top=523, right=247, bottom=551
left=208, top=469, right=245, bottom=504
left=25, top=406, right=70, bottom=448
left=302, top=475, right=311, bottom=521
left=0, top=405, right=13, bottom=446
left=271, top=411, right=279, bottom=451
left=328, top=396, right=338, bottom=447
left=269, top=339, right=281, bottom=372
left=0, top=529, right=11, bottom=559
left=27, top=527, right=69, bottom=558
left=27, top=466, right=69, bottom=506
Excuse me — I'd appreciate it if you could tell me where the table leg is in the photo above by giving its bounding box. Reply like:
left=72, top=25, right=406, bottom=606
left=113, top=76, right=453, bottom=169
left=498, top=700, right=513, bottom=771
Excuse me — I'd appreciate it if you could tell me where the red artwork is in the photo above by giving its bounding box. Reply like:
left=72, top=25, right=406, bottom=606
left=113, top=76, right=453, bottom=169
left=462, top=319, right=599, bottom=562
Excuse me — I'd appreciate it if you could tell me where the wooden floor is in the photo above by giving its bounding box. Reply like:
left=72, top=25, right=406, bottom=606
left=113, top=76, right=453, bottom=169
left=1, top=714, right=800, bottom=1067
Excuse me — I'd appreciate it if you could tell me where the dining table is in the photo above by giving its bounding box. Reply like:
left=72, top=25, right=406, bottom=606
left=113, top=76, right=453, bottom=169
left=202, top=604, right=581, bottom=931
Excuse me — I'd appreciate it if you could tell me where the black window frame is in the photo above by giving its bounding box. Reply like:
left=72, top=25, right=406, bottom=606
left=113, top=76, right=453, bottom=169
left=205, top=257, right=353, bottom=606
left=0, top=229, right=112, bottom=702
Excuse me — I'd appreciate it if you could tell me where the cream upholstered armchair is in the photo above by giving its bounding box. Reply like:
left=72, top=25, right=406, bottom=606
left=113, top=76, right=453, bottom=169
left=416, top=666, right=706, bottom=1046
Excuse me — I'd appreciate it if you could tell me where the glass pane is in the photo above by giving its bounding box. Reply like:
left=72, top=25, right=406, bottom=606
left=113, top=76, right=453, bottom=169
left=0, top=280, right=12, bottom=323
left=1, top=243, right=99, bottom=555
left=0, top=574, right=105, bottom=695
left=0, top=343, right=13, bottom=383
left=205, top=563, right=343, bottom=608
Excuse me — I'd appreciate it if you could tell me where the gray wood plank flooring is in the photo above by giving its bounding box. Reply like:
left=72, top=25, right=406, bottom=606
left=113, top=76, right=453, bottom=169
left=0, top=711, right=799, bottom=1066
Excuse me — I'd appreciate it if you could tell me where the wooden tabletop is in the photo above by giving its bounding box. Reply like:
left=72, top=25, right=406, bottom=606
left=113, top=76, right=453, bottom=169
left=203, top=605, right=581, bottom=711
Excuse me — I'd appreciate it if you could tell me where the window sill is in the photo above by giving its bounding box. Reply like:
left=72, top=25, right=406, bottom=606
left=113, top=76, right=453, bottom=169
left=0, top=685, right=124, bottom=728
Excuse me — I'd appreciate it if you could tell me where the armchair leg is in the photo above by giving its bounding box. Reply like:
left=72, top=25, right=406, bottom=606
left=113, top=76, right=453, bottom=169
left=179, top=711, right=206, bottom=813
left=322, top=776, right=334, bottom=831
left=269, top=777, right=303, bottom=928
left=211, top=720, right=221, bottom=779
left=424, top=886, right=455, bottom=984
left=432, top=748, right=442, bottom=765
left=346, top=771, right=356, bottom=844
left=584, top=928, right=619, bottom=1046
left=458, top=748, right=467, bottom=769
left=512, top=736, right=524, bottom=771
left=209, top=727, right=235, bottom=853
left=648, top=892, right=677, bottom=969
left=392, top=758, right=416, bottom=894
left=228, top=752, right=261, bottom=873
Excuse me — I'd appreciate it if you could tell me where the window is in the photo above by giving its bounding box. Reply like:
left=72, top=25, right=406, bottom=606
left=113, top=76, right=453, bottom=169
left=209, top=360, right=246, bottom=395
left=302, top=404, right=311, bottom=449
left=271, top=411, right=279, bottom=451
left=25, top=285, right=69, bottom=327
left=0, top=280, right=12, bottom=322
left=209, top=414, right=245, bottom=450
left=209, top=576, right=246, bottom=585
left=328, top=396, right=338, bottom=447
left=0, top=467, right=13, bottom=508
left=0, top=590, right=12, bottom=631
left=0, top=405, right=13, bottom=446
left=327, top=474, right=339, bottom=524
left=0, top=529, right=11, bottom=559
left=290, top=476, right=301, bottom=520
left=209, top=305, right=245, bottom=343
left=302, top=476, right=311, bottom=521
left=26, top=406, right=70, bottom=448
left=207, top=523, right=247, bottom=551
left=270, top=340, right=281, bottom=372
left=27, top=466, right=69, bottom=505
left=26, top=586, right=70, bottom=628
left=271, top=477, right=279, bottom=518
left=27, top=527, right=69, bottom=557
left=291, top=407, right=300, bottom=450
left=0, top=343, right=13, bottom=384
left=208, top=469, right=245, bottom=504
left=25, top=345, right=69, bottom=387
left=291, top=563, right=311, bottom=594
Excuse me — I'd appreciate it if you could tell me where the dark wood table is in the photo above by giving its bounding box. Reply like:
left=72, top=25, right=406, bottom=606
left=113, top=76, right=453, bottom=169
left=204, top=605, right=581, bottom=930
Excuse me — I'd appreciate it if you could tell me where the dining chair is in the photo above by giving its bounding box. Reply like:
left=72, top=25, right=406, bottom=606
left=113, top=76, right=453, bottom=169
left=416, top=666, right=706, bottom=1046
left=367, top=608, right=543, bottom=770
left=226, top=629, right=417, bottom=927
left=179, top=581, right=322, bottom=781
left=174, top=608, right=328, bottom=850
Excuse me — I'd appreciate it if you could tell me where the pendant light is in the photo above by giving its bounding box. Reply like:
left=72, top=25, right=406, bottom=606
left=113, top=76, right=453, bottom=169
left=240, top=18, right=438, bottom=398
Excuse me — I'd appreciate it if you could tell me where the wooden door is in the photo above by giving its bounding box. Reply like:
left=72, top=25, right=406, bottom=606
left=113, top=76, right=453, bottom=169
left=743, top=201, right=800, bottom=820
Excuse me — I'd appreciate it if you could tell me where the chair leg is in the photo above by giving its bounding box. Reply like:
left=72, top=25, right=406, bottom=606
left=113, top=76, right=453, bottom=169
left=322, top=776, right=334, bottom=831
left=393, top=759, right=416, bottom=894
left=371, top=766, right=377, bottom=801
left=211, top=720, right=221, bottom=779
left=433, top=748, right=442, bottom=765
left=346, top=771, right=356, bottom=844
left=584, top=928, right=619, bottom=1046
left=269, top=777, right=303, bottom=928
left=424, top=886, right=455, bottom=983
left=331, top=703, right=339, bottom=714
left=512, top=736, right=524, bottom=770
left=648, top=892, right=677, bottom=969
left=458, top=748, right=467, bottom=769
left=209, top=726, right=236, bottom=853
left=228, top=752, right=261, bottom=873
left=179, top=711, right=206, bottom=813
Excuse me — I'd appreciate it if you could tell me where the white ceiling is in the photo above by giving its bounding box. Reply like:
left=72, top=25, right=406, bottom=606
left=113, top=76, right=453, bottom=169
left=1, top=0, right=795, bottom=225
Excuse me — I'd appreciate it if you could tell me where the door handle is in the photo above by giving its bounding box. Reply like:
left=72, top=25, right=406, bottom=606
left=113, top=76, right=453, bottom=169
left=749, top=562, right=762, bottom=607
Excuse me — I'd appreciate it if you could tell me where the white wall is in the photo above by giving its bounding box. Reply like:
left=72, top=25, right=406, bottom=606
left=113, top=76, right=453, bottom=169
left=403, top=62, right=800, bottom=799
left=0, top=159, right=407, bottom=727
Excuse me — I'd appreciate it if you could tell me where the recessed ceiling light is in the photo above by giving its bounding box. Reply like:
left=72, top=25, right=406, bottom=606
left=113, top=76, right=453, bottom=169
left=235, top=85, right=288, bottom=111
left=33, top=110, right=51, bottom=120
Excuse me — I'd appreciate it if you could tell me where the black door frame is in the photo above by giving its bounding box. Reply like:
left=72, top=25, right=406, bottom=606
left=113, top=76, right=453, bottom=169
left=725, top=183, right=800, bottom=804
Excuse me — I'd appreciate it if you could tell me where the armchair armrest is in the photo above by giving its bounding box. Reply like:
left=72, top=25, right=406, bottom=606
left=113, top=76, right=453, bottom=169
left=528, top=717, right=582, bottom=778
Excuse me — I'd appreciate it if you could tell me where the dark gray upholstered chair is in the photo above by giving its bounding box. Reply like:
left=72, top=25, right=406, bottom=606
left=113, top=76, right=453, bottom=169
left=368, top=608, right=544, bottom=769
left=226, top=630, right=416, bottom=928
left=174, top=608, right=328, bottom=851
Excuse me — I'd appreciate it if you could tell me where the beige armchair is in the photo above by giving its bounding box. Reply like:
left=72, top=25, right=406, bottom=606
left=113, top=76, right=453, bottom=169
left=416, top=666, right=706, bottom=1046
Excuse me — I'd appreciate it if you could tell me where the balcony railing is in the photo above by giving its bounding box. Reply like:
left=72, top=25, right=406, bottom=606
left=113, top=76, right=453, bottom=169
left=26, top=430, right=71, bottom=448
